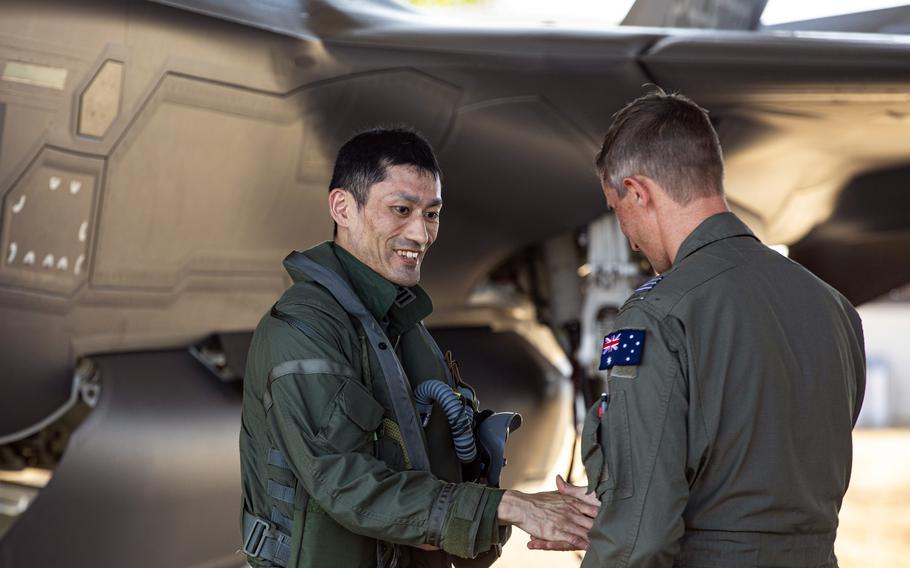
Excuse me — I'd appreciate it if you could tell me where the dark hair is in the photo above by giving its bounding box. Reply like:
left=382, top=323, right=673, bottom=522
left=594, top=88, right=724, bottom=204
left=329, top=127, right=441, bottom=207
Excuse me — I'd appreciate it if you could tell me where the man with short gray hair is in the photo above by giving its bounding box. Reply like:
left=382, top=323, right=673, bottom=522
left=532, top=90, right=866, bottom=566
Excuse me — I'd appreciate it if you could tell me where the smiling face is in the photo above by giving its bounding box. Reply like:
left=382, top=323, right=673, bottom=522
left=332, top=164, right=442, bottom=287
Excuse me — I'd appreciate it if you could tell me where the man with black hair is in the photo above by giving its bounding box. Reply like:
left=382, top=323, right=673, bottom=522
left=240, top=127, right=597, bottom=568
left=532, top=90, right=865, bottom=566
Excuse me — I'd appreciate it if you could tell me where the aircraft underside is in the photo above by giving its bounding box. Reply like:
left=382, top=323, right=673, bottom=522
left=1, top=1, right=909, bottom=565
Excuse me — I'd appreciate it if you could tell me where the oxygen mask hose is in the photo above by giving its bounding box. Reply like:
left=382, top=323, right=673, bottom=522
left=414, top=380, right=477, bottom=463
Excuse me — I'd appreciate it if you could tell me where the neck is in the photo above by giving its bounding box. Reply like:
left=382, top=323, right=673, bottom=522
left=658, top=194, right=729, bottom=266
left=334, top=231, right=350, bottom=252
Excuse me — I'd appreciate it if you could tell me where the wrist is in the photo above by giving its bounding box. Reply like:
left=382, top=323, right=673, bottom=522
left=496, top=489, right=524, bottom=525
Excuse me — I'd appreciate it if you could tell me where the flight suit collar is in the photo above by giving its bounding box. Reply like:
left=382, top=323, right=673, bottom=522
left=284, top=242, right=433, bottom=336
left=332, top=243, right=433, bottom=336
left=284, top=240, right=346, bottom=284
left=673, top=211, right=758, bottom=265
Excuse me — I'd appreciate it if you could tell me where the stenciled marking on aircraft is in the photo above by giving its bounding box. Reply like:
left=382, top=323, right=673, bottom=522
left=78, top=221, right=88, bottom=243
left=56, top=256, right=68, bottom=271
left=6, top=242, right=17, bottom=264
left=70, top=180, right=82, bottom=195
left=2, top=61, right=68, bottom=90
left=49, top=176, right=61, bottom=191
left=42, top=254, right=54, bottom=268
left=74, top=254, right=85, bottom=276
left=23, top=250, right=35, bottom=265
left=11, top=195, right=25, bottom=214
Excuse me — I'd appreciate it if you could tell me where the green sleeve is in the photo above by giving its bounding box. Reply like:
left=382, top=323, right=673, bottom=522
left=441, top=485, right=508, bottom=561
left=263, top=321, right=503, bottom=558
left=451, top=487, right=511, bottom=568
left=582, top=306, right=689, bottom=568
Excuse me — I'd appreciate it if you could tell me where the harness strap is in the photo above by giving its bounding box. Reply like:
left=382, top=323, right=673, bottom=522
left=268, top=447, right=291, bottom=470
left=282, top=251, right=432, bottom=472
left=270, top=505, right=294, bottom=535
left=267, top=479, right=296, bottom=504
left=242, top=510, right=292, bottom=567
left=264, top=447, right=309, bottom=544
left=418, top=323, right=456, bottom=388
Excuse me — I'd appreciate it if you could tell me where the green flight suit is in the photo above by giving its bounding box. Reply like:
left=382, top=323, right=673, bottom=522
left=581, top=212, right=865, bottom=568
left=240, top=242, right=508, bottom=568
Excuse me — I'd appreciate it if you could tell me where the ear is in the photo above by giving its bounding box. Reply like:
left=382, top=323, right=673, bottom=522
left=328, top=188, right=354, bottom=228
left=622, top=175, right=658, bottom=208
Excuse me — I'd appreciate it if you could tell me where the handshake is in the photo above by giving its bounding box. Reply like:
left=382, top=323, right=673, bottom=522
left=417, top=379, right=600, bottom=551
left=498, top=474, right=601, bottom=551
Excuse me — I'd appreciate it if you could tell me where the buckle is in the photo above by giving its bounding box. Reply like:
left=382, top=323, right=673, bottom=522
left=242, top=517, right=269, bottom=557
left=394, top=287, right=416, bottom=308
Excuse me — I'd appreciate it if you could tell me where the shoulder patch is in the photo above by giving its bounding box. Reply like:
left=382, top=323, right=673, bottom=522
left=634, top=275, right=663, bottom=293
left=599, top=329, right=646, bottom=370
left=620, top=275, right=664, bottom=311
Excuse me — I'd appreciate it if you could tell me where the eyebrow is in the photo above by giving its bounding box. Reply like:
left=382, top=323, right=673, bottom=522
left=389, top=192, right=442, bottom=207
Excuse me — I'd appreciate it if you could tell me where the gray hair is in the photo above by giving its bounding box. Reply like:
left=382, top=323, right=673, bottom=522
left=594, top=88, right=724, bottom=204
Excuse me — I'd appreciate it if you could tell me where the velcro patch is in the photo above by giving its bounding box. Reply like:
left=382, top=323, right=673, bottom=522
left=610, top=365, right=638, bottom=379
left=599, top=329, right=646, bottom=370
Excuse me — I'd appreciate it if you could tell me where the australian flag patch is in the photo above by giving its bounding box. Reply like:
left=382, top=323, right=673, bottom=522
left=599, top=329, right=646, bottom=370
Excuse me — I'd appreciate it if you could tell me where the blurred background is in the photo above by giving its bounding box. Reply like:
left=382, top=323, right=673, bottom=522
left=1, top=0, right=909, bottom=566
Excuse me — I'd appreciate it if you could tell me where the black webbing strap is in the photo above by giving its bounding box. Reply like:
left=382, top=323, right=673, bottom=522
left=282, top=251, right=431, bottom=472
left=242, top=510, right=292, bottom=566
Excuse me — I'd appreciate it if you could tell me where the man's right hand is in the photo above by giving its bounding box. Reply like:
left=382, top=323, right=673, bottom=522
left=496, top=475, right=600, bottom=550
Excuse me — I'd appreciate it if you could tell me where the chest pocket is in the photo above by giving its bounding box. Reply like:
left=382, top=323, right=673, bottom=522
left=581, top=391, right=634, bottom=504
left=316, top=378, right=385, bottom=454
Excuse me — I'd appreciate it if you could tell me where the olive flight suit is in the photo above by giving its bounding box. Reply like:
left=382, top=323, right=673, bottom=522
left=582, top=212, right=865, bottom=567
left=240, top=242, right=508, bottom=568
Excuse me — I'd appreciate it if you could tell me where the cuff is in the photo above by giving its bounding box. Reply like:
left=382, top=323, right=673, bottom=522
left=476, top=487, right=507, bottom=551
left=440, top=483, right=506, bottom=558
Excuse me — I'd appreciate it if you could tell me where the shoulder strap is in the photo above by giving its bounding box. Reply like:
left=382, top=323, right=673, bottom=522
left=282, top=251, right=431, bottom=472
left=417, top=323, right=455, bottom=388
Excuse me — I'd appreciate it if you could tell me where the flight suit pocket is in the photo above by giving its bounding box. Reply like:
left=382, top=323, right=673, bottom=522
left=581, top=392, right=634, bottom=503
left=581, top=404, right=608, bottom=496
left=318, top=380, right=384, bottom=453
left=604, top=390, right=634, bottom=501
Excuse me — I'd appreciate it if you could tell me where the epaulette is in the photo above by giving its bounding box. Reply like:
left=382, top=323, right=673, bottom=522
left=620, top=274, right=664, bottom=310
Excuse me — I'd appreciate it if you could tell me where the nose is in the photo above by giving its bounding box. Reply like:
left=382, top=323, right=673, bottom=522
left=403, top=215, right=430, bottom=248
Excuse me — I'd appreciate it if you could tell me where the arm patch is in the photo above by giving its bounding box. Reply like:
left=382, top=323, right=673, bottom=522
left=599, top=329, right=646, bottom=371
